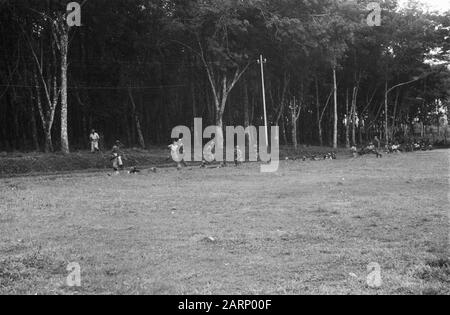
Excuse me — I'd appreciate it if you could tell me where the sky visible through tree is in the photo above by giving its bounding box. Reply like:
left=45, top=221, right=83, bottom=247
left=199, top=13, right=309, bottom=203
left=0, top=0, right=448, bottom=152
left=399, top=0, right=450, bottom=12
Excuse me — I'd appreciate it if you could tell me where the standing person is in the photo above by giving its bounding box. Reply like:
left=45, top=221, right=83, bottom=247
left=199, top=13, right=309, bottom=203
left=367, top=142, right=383, bottom=158
left=111, top=140, right=124, bottom=174
left=89, top=129, right=100, bottom=153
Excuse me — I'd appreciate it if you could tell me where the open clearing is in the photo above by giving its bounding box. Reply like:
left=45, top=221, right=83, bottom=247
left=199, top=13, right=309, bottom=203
left=0, top=150, right=449, bottom=295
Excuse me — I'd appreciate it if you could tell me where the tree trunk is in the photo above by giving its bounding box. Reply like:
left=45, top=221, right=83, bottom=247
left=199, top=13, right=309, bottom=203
left=10, top=88, right=20, bottom=150
left=135, top=114, right=145, bottom=149
left=292, top=108, right=298, bottom=150
left=29, top=26, right=59, bottom=153
left=333, top=66, right=338, bottom=149
left=290, top=98, right=301, bottom=150
left=29, top=92, right=40, bottom=151
left=280, top=116, right=287, bottom=145
left=345, top=89, right=350, bottom=148
left=315, top=77, right=323, bottom=146
left=60, top=26, right=70, bottom=154
left=359, top=124, right=363, bottom=145
left=351, top=86, right=358, bottom=146
left=44, top=126, right=53, bottom=153
left=243, top=78, right=250, bottom=128
left=444, top=127, right=448, bottom=145
left=75, top=91, right=88, bottom=148
left=126, top=118, right=132, bottom=148
left=128, top=89, right=146, bottom=149
left=392, top=90, right=400, bottom=140
left=34, top=72, right=56, bottom=153
left=243, top=77, right=254, bottom=147
left=318, top=121, right=323, bottom=147
left=215, top=111, right=224, bottom=163
left=191, top=80, right=196, bottom=119
left=385, top=79, right=389, bottom=143
left=199, top=43, right=250, bottom=137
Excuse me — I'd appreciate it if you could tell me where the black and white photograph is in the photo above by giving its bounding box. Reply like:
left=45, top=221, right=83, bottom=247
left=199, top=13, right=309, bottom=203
left=0, top=0, right=449, bottom=298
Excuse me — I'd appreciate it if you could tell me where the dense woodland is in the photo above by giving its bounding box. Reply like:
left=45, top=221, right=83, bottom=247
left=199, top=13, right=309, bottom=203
left=0, top=0, right=449, bottom=153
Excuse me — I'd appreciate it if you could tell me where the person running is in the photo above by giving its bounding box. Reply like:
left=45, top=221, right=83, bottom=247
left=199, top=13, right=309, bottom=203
left=89, top=129, right=100, bottom=153
left=374, top=136, right=381, bottom=150
left=367, top=142, right=383, bottom=158
left=111, top=140, right=124, bottom=174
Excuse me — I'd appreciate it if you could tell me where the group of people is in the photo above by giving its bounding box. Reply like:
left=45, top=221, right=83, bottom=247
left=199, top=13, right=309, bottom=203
left=89, top=132, right=242, bottom=175
left=401, top=139, right=434, bottom=152
left=91, top=127, right=339, bottom=174
left=89, top=129, right=124, bottom=174
left=351, top=137, right=434, bottom=159
left=90, top=127, right=434, bottom=175
left=352, top=143, right=383, bottom=158
left=168, top=138, right=245, bottom=170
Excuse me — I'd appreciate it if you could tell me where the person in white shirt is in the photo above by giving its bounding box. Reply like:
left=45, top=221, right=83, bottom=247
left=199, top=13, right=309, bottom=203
left=111, top=140, right=124, bottom=173
left=89, top=130, right=100, bottom=153
left=169, top=139, right=187, bottom=170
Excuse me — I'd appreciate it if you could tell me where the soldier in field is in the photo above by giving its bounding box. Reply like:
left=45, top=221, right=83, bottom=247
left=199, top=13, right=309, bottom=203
left=201, top=139, right=216, bottom=168
left=111, top=140, right=124, bottom=174
left=366, top=142, right=383, bottom=158
left=89, top=129, right=100, bottom=153
left=169, top=139, right=187, bottom=170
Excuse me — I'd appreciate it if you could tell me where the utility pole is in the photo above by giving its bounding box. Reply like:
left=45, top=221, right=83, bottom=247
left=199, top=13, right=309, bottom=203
left=258, top=55, right=269, bottom=147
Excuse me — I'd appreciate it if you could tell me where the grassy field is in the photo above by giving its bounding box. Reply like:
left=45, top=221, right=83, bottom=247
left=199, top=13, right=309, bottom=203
left=0, top=150, right=448, bottom=295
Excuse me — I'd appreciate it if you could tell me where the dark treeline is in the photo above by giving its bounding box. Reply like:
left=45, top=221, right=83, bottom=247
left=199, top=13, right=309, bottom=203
left=0, top=0, right=449, bottom=152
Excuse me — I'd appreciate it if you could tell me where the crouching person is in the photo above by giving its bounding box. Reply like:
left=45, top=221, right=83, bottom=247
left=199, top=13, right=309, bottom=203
left=391, top=143, right=401, bottom=153
left=169, top=139, right=187, bottom=170
left=201, top=139, right=216, bottom=168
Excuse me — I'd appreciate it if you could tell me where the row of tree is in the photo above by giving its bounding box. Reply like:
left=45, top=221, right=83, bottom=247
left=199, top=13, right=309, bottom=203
left=0, top=0, right=449, bottom=152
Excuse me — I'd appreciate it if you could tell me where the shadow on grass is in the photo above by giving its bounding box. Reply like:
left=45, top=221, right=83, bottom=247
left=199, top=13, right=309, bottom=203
left=412, top=258, right=450, bottom=295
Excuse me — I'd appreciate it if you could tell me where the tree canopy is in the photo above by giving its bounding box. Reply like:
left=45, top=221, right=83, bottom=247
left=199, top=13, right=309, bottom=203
left=0, top=0, right=448, bottom=152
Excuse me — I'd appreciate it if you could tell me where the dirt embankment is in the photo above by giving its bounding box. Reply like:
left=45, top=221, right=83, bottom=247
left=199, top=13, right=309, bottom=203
left=0, top=148, right=170, bottom=177
left=0, top=146, right=350, bottom=177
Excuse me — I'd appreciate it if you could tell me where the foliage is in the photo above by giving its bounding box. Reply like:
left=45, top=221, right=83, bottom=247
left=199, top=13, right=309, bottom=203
left=0, top=0, right=448, bottom=151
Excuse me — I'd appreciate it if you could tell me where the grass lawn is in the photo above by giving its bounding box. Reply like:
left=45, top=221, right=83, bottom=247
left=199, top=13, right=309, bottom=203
left=0, top=150, right=448, bottom=295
